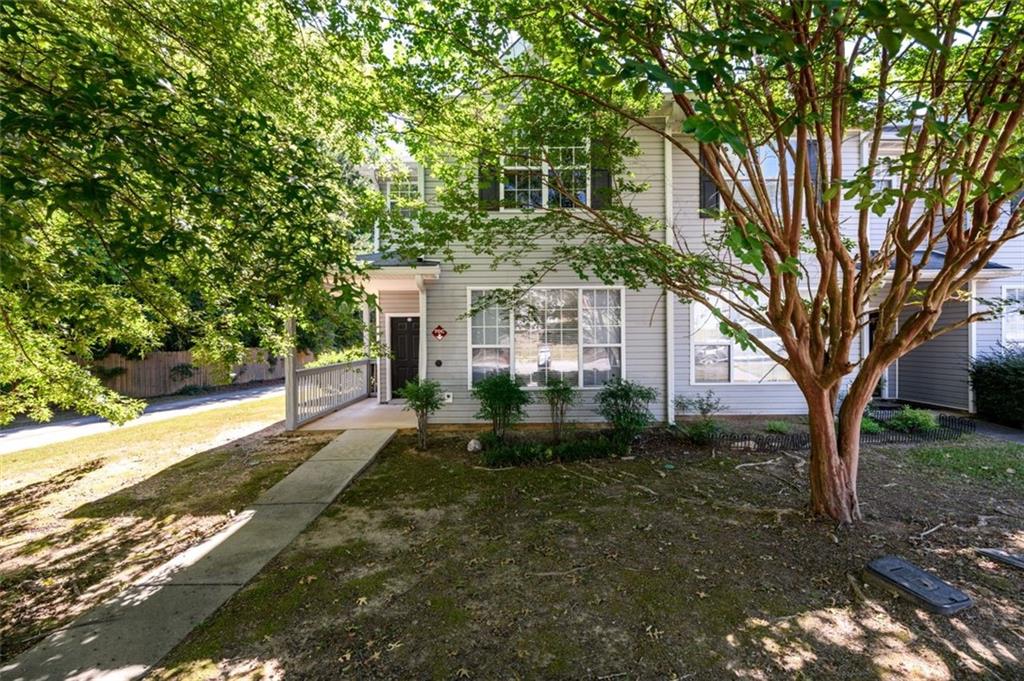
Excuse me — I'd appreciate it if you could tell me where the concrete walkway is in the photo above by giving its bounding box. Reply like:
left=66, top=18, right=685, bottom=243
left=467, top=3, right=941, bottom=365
left=0, top=384, right=284, bottom=455
left=1, top=428, right=395, bottom=681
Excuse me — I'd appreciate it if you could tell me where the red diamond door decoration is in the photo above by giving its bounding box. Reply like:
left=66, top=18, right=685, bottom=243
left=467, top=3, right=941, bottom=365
left=431, top=325, right=447, bottom=341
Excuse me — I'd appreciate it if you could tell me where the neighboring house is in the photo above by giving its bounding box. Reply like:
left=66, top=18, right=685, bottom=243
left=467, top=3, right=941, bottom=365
left=360, top=109, right=1023, bottom=423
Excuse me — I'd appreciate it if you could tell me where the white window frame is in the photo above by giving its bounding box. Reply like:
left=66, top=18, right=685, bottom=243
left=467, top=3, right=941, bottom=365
left=689, top=298, right=794, bottom=386
left=466, top=286, right=626, bottom=390
left=1002, top=284, right=1024, bottom=346
left=498, top=141, right=591, bottom=212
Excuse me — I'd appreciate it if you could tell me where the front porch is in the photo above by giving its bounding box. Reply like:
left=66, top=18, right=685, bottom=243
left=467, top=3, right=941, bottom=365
left=299, top=397, right=416, bottom=430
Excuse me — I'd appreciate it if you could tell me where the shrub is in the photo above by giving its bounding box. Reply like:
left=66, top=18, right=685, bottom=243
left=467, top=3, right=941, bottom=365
left=596, top=378, right=657, bottom=449
left=764, top=420, right=791, bottom=434
left=860, top=416, right=884, bottom=434
left=479, top=432, right=626, bottom=467
left=970, top=344, right=1024, bottom=427
left=682, top=418, right=722, bottom=445
left=397, top=378, right=444, bottom=450
left=886, top=406, right=938, bottom=433
left=472, top=373, right=532, bottom=442
left=675, top=390, right=725, bottom=418
left=541, top=378, right=577, bottom=443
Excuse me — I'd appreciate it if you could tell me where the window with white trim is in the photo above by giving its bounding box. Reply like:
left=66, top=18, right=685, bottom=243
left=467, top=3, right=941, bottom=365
left=692, top=299, right=790, bottom=384
left=469, top=290, right=511, bottom=385
left=1003, top=286, right=1024, bottom=346
left=469, top=287, right=623, bottom=387
left=387, top=179, right=420, bottom=219
left=500, top=140, right=590, bottom=209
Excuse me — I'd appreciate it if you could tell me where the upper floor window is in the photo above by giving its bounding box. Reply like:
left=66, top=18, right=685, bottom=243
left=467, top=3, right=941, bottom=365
left=499, top=141, right=590, bottom=210
left=1003, top=286, right=1024, bottom=346
left=387, top=178, right=421, bottom=219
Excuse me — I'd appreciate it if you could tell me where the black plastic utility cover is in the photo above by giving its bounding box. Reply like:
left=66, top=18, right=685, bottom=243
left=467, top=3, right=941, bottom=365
left=976, top=548, right=1024, bottom=571
left=865, top=555, right=972, bottom=615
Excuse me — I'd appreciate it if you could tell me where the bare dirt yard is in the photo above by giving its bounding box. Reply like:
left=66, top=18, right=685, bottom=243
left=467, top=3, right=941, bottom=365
left=0, top=396, right=337, bottom=661
left=152, top=430, right=1023, bottom=680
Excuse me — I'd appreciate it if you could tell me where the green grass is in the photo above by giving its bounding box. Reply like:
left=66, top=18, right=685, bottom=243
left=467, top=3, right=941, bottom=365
left=907, top=437, right=1024, bottom=489
left=2, top=395, right=284, bottom=492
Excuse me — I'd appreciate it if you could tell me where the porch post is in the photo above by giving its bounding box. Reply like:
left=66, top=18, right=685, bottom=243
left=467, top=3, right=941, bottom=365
left=362, top=303, right=372, bottom=397
left=284, top=316, right=298, bottom=430
left=417, top=275, right=427, bottom=381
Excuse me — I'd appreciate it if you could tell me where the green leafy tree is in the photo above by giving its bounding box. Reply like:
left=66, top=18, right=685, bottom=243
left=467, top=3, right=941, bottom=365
left=1, top=0, right=384, bottom=424
left=340, top=0, right=1024, bottom=522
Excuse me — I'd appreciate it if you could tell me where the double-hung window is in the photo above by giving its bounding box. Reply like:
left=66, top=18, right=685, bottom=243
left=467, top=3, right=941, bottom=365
left=469, top=287, right=623, bottom=387
left=1003, top=286, right=1024, bottom=346
left=692, top=298, right=790, bottom=384
left=387, top=178, right=421, bottom=219
left=500, top=141, right=590, bottom=210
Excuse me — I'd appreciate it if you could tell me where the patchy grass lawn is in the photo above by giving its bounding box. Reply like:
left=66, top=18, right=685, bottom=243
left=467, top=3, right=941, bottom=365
left=0, top=395, right=337, bottom=661
left=907, top=437, right=1023, bottom=491
left=153, top=430, right=1024, bottom=680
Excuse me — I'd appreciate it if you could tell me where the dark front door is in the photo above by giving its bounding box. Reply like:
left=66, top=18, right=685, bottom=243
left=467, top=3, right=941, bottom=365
left=390, top=316, right=420, bottom=397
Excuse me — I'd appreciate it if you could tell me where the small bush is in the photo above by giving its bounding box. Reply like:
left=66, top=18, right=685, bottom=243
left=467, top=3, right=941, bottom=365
left=397, top=379, right=444, bottom=450
left=541, top=378, right=578, bottom=443
left=764, top=420, right=791, bottom=435
left=595, top=378, right=657, bottom=450
left=886, top=406, right=938, bottom=433
left=970, top=345, right=1024, bottom=427
left=682, top=418, right=722, bottom=445
left=675, top=390, right=725, bottom=418
left=472, top=373, right=532, bottom=442
left=860, top=416, right=884, bottom=434
left=479, top=432, right=626, bottom=467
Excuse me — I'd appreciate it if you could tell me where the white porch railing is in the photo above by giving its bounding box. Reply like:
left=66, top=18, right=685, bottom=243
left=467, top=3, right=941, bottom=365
left=286, top=359, right=370, bottom=429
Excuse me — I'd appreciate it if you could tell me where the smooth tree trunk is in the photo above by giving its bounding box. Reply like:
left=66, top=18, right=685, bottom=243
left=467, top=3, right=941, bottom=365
left=799, top=369, right=880, bottom=523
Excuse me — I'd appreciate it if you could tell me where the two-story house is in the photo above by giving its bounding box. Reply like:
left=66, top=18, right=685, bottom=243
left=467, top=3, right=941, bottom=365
left=357, top=108, right=1023, bottom=425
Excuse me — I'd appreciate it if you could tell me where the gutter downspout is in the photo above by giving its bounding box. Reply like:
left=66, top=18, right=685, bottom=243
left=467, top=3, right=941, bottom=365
left=664, top=125, right=676, bottom=423
left=416, top=275, right=427, bottom=381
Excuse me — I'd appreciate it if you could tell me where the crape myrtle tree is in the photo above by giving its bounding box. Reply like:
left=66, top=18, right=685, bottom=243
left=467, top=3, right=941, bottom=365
left=335, top=0, right=1024, bottom=522
left=1, top=1, right=387, bottom=425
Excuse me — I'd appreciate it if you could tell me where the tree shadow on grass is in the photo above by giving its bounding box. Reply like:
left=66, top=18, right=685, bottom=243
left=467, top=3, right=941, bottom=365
left=0, top=424, right=336, bottom=662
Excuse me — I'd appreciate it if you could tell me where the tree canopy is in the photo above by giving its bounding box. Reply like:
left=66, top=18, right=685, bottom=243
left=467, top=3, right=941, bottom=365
left=1, top=0, right=385, bottom=424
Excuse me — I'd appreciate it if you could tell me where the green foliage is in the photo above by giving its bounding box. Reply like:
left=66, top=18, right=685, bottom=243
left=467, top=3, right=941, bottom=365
left=471, top=373, right=532, bottom=442
left=305, top=346, right=371, bottom=369
left=675, top=391, right=725, bottom=418
left=970, top=345, right=1024, bottom=427
left=397, top=379, right=444, bottom=450
left=478, top=432, right=625, bottom=468
left=886, top=406, right=938, bottom=433
left=680, top=419, right=722, bottom=446
left=764, top=420, right=791, bottom=435
left=595, top=378, right=657, bottom=449
left=541, top=377, right=578, bottom=443
left=860, top=416, right=885, bottom=434
left=169, top=363, right=197, bottom=382
left=0, top=0, right=382, bottom=425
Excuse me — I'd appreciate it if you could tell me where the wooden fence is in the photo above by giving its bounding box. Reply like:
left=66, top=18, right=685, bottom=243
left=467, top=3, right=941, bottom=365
left=92, top=348, right=313, bottom=398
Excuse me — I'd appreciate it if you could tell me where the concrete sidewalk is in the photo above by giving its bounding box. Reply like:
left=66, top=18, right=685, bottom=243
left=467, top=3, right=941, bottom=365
left=1, top=428, right=395, bottom=681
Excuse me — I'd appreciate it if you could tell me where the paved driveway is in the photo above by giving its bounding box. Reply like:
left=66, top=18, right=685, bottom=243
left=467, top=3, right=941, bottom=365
left=0, top=384, right=284, bottom=455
